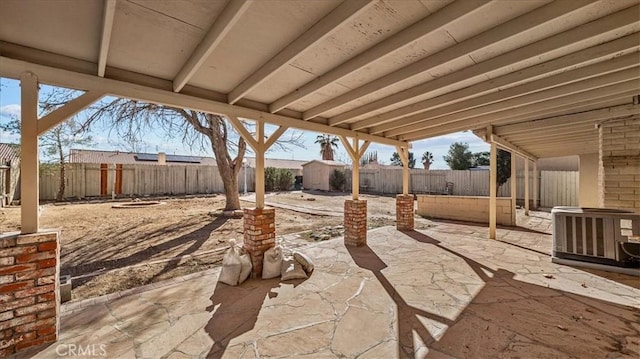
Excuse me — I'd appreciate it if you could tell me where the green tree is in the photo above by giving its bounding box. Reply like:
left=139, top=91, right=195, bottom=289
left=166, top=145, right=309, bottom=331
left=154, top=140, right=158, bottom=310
left=421, top=151, right=434, bottom=169
left=470, top=149, right=512, bottom=194
left=315, top=134, right=339, bottom=160
left=444, top=142, right=473, bottom=170
left=471, top=151, right=490, bottom=167
left=390, top=151, right=416, bottom=168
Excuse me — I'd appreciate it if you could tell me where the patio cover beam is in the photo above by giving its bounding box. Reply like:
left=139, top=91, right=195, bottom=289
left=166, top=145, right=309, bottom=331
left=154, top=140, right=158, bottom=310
left=398, top=80, right=640, bottom=141
left=173, top=0, right=252, bottom=93
left=487, top=134, right=536, bottom=161
left=370, top=52, right=640, bottom=135
left=97, top=0, right=116, bottom=77
left=493, top=104, right=640, bottom=136
left=227, top=0, right=373, bottom=105
left=269, top=0, right=492, bottom=113
left=395, top=146, right=411, bottom=195
left=384, top=64, right=640, bottom=138
left=37, top=91, right=105, bottom=135
left=321, top=0, right=602, bottom=125
left=0, top=55, right=409, bottom=149
left=329, top=5, right=640, bottom=127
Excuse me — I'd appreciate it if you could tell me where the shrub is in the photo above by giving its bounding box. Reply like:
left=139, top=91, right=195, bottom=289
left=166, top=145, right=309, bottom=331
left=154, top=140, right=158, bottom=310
left=329, top=169, right=346, bottom=191
left=276, top=169, right=294, bottom=191
left=264, top=167, right=278, bottom=192
left=264, top=167, right=294, bottom=191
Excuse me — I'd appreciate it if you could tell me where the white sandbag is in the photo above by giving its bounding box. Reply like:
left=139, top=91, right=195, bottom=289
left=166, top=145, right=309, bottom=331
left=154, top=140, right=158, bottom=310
left=218, top=239, right=242, bottom=286
left=238, top=249, right=252, bottom=284
left=262, top=245, right=283, bottom=279
left=281, top=257, right=308, bottom=281
left=293, top=252, right=314, bottom=274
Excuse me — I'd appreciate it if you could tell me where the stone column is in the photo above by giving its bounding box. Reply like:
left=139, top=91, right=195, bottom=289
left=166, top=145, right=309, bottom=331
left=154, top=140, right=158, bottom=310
left=0, top=231, right=60, bottom=356
left=599, top=117, right=640, bottom=211
left=243, top=207, right=276, bottom=278
left=344, top=200, right=367, bottom=247
left=396, top=194, right=414, bottom=231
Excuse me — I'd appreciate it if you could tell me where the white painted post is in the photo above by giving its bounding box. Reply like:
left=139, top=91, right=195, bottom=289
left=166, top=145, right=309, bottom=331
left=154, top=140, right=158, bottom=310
left=20, top=72, right=39, bottom=234
left=351, top=138, right=360, bottom=200
left=255, top=122, right=265, bottom=209
left=511, top=152, right=517, bottom=225
left=489, top=142, right=497, bottom=239
left=524, top=159, right=530, bottom=216
left=533, top=161, right=538, bottom=209
left=243, top=160, right=247, bottom=195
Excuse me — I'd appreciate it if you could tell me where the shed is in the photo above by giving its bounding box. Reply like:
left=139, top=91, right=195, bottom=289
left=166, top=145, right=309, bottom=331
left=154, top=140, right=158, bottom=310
left=301, top=160, right=346, bottom=191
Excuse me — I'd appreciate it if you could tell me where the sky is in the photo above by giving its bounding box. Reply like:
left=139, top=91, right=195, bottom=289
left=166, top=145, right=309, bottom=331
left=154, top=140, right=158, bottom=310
left=0, top=77, right=488, bottom=169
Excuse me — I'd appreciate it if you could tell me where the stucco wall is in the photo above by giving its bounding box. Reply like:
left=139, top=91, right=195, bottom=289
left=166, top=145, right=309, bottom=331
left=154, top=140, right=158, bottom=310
left=302, top=162, right=344, bottom=191
left=579, top=153, right=599, bottom=208
left=416, top=195, right=514, bottom=226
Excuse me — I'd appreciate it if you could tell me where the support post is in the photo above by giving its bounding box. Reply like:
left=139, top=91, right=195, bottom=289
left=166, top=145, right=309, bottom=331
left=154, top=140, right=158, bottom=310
left=511, top=152, right=517, bottom=225
left=255, top=121, right=265, bottom=209
left=395, top=145, right=414, bottom=231
left=533, top=161, right=538, bottom=209
left=339, top=136, right=369, bottom=246
left=525, top=159, right=530, bottom=216
left=489, top=142, right=497, bottom=239
left=20, top=72, right=39, bottom=234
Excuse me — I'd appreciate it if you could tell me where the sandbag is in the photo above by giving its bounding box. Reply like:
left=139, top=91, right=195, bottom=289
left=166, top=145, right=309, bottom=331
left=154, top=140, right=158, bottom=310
left=218, top=239, right=242, bottom=286
left=238, top=249, right=252, bottom=284
left=262, top=245, right=283, bottom=279
left=293, top=252, right=314, bottom=274
left=281, top=257, right=308, bottom=281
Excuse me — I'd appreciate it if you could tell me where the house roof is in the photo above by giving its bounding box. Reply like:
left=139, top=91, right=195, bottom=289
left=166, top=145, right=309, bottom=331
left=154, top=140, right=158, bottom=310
left=0, top=143, right=19, bottom=164
left=1, top=1, right=638, bottom=159
left=243, top=156, right=306, bottom=170
left=301, top=160, right=346, bottom=167
left=69, top=149, right=217, bottom=165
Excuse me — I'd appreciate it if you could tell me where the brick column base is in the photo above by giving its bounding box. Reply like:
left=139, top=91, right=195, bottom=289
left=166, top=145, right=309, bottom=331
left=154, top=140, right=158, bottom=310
left=344, top=200, right=367, bottom=247
left=243, top=208, right=276, bottom=279
left=396, top=194, right=415, bottom=231
left=0, top=231, right=60, bottom=357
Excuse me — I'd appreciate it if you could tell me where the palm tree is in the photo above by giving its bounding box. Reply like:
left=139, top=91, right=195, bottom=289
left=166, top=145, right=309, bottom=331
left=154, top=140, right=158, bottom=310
left=315, top=134, right=339, bottom=160
left=421, top=151, right=434, bottom=170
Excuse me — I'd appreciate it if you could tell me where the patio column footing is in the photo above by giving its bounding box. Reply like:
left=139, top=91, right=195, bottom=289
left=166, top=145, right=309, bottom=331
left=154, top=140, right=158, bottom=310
left=242, top=207, right=276, bottom=279
left=396, top=194, right=415, bottom=231
left=344, top=199, right=367, bottom=247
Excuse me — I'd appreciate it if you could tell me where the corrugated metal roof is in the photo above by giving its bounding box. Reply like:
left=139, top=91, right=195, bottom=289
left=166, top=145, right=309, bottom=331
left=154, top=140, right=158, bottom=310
left=69, top=149, right=217, bottom=165
left=0, top=143, right=19, bottom=164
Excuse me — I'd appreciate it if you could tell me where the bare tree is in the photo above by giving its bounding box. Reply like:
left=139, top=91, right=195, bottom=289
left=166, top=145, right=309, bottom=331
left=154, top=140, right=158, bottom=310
left=67, top=95, right=304, bottom=211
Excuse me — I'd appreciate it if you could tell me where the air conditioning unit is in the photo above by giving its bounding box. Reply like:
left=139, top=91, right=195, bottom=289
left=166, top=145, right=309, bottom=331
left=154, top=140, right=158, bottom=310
left=552, top=207, right=640, bottom=268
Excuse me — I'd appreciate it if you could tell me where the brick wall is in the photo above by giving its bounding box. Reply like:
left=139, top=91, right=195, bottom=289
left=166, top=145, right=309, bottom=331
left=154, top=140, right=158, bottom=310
left=344, top=200, right=367, bottom=247
left=243, top=207, right=276, bottom=279
left=416, top=195, right=514, bottom=226
left=599, top=117, right=640, bottom=211
left=0, top=231, right=59, bottom=356
left=396, top=195, right=414, bottom=231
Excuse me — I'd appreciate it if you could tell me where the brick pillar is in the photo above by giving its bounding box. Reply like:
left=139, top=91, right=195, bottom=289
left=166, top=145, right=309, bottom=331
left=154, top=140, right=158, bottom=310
left=396, top=194, right=414, bottom=231
left=344, top=200, right=367, bottom=247
left=599, top=117, right=640, bottom=211
left=243, top=207, right=276, bottom=279
left=0, top=231, right=59, bottom=356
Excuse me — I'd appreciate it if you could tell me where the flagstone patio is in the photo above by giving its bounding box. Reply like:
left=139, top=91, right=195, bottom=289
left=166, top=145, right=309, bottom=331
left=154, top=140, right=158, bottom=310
left=23, top=221, right=640, bottom=359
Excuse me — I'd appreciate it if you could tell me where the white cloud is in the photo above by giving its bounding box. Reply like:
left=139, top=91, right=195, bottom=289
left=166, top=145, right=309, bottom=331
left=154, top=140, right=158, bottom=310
left=0, top=104, right=21, bottom=118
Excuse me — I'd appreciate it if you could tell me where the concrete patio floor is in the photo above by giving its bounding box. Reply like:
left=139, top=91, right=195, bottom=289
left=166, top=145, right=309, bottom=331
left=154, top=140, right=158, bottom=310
left=25, top=221, right=640, bottom=358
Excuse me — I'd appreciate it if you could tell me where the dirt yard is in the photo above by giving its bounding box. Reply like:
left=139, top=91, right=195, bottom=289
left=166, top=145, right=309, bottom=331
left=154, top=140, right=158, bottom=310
left=0, top=191, right=431, bottom=301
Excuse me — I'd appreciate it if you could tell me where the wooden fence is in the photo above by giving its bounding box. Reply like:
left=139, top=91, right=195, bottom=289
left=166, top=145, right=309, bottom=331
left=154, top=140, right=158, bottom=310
left=345, top=167, right=578, bottom=207
left=40, top=163, right=577, bottom=208
left=39, top=163, right=255, bottom=200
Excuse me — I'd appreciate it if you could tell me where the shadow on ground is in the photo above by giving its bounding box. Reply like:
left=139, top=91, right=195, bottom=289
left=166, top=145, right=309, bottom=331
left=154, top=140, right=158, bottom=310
left=348, top=230, right=640, bottom=358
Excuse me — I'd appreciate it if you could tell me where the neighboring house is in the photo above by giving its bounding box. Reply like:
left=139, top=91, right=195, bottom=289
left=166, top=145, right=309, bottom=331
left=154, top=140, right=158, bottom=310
left=0, top=143, right=20, bottom=206
left=243, top=157, right=306, bottom=176
left=69, top=149, right=217, bottom=165
left=302, top=160, right=346, bottom=191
